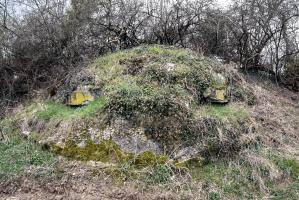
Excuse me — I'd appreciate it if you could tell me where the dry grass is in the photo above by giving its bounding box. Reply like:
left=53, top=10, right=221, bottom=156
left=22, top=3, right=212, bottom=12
left=250, top=77, right=299, bottom=156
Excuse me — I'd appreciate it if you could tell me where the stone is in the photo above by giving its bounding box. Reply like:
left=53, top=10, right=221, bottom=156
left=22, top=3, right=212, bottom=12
left=203, top=73, right=230, bottom=103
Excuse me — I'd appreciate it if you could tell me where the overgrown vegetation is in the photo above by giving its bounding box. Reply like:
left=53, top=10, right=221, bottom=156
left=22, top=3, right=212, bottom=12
left=2, top=46, right=255, bottom=159
left=0, top=44, right=298, bottom=199
left=282, top=57, right=299, bottom=92
left=187, top=152, right=299, bottom=199
left=148, top=164, right=173, bottom=184
left=80, top=46, right=252, bottom=155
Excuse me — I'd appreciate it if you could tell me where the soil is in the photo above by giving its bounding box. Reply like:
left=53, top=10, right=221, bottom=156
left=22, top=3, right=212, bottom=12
left=0, top=161, right=180, bottom=200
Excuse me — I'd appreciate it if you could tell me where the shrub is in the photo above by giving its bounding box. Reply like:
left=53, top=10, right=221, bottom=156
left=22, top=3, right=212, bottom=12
left=148, top=164, right=173, bottom=184
left=282, top=58, right=299, bottom=92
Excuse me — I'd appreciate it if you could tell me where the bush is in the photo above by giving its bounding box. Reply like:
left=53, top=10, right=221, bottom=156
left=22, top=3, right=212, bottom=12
left=148, top=164, right=173, bottom=184
left=282, top=58, right=299, bottom=92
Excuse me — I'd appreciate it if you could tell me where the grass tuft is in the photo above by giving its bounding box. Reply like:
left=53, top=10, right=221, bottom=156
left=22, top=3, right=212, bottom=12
left=37, top=97, right=106, bottom=121
left=200, top=104, right=250, bottom=122
left=148, top=164, right=173, bottom=184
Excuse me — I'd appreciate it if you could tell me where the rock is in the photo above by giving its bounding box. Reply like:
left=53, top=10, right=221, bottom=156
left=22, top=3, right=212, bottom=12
left=22, top=131, right=31, bottom=137
left=112, top=130, right=161, bottom=154
left=77, top=140, right=87, bottom=148
left=35, top=115, right=162, bottom=159
left=164, top=63, right=176, bottom=72
left=203, top=73, right=230, bottom=103
left=101, top=118, right=162, bottom=154
left=173, top=146, right=200, bottom=162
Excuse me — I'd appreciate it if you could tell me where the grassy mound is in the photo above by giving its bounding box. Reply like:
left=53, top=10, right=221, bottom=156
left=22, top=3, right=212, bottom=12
left=1, top=45, right=299, bottom=199
left=86, top=45, right=212, bottom=117
left=5, top=45, right=256, bottom=159
left=64, top=45, right=254, bottom=156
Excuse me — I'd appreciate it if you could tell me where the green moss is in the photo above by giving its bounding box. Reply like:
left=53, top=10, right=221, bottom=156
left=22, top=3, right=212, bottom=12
left=53, top=140, right=168, bottom=169
left=37, top=97, right=106, bottom=121
left=53, top=139, right=126, bottom=162
left=133, top=151, right=168, bottom=168
left=175, top=158, right=203, bottom=170
left=53, top=140, right=171, bottom=184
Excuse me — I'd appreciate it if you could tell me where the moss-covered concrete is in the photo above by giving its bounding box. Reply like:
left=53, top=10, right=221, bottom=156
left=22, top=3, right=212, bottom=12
left=52, top=139, right=168, bottom=168
left=52, top=139, right=126, bottom=162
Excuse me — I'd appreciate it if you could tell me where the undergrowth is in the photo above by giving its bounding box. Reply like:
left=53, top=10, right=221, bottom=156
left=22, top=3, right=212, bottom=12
left=191, top=159, right=262, bottom=199
left=187, top=152, right=299, bottom=199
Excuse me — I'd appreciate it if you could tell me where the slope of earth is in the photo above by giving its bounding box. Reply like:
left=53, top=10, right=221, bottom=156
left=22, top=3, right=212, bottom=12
left=1, top=45, right=299, bottom=200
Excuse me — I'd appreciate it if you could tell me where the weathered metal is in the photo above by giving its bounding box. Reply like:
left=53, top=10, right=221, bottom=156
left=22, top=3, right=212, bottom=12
left=203, top=73, right=230, bottom=103
left=67, top=90, right=94, bottom=106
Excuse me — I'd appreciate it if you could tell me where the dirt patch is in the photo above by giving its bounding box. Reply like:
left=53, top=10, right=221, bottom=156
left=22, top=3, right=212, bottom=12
left=0, top=161, right=180, bottom=200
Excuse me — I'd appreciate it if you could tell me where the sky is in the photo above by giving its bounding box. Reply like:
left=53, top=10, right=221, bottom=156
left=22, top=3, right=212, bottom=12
left=216, top=0, right=233, bottom=8
left=11, top=0, right=234, bottom=20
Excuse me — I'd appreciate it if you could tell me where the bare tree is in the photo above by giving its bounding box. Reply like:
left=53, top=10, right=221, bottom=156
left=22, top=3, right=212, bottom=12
left=228, top=0, right=299, bottom=77
left=0, top=0, right=299, bottom=112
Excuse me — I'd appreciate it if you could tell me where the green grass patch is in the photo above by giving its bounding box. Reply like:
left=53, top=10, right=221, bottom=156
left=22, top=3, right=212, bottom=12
left=266, top=152, right=299, bottom=199
left=37, top=97, right=106, bottom=121
left=270, top=181, right=299, bottom=200
left=53, top=139, right=126, bottom=163
left=268, top=152, right=299, bottom=180
left=190, top=160, right=261, bottom=199
left=201, top=104, right=250, bottom=122
left=187, top=153, right=299, bottom=199
left=146, top=45, right=193, bottom=60
left=0, top=134, right=57, bottom=180
left=147, top=164, right=173, bottom=184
